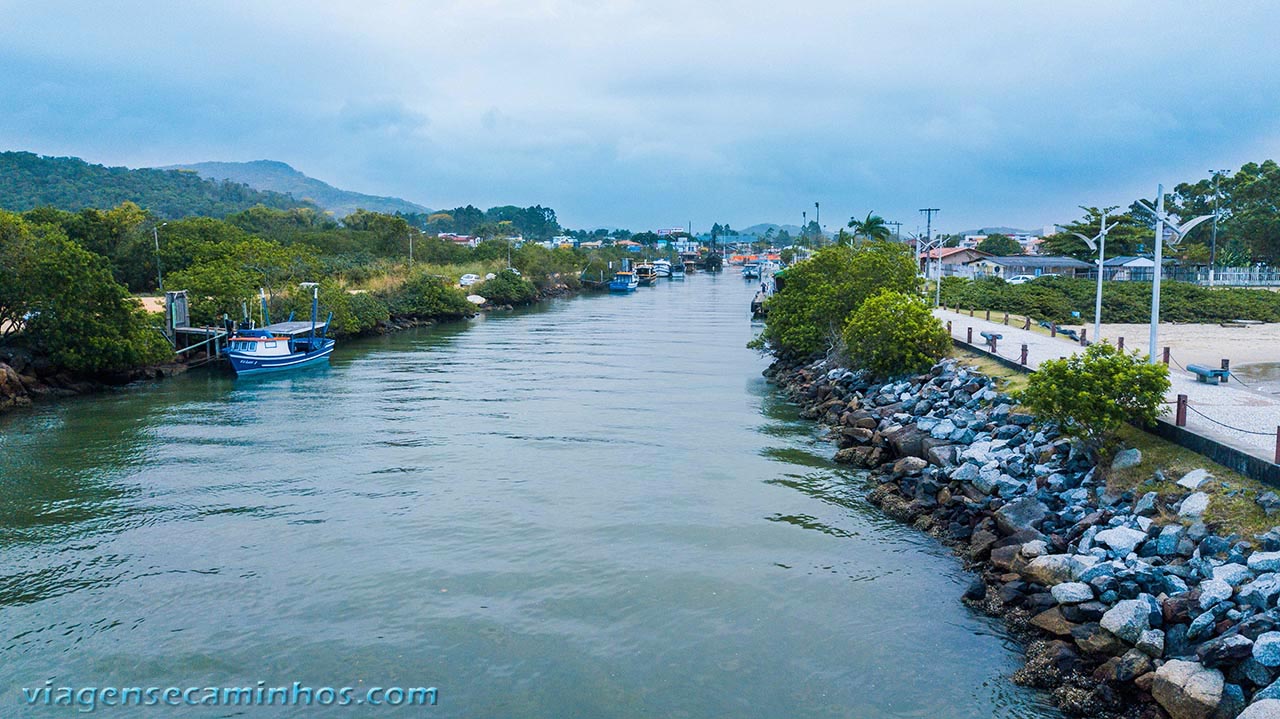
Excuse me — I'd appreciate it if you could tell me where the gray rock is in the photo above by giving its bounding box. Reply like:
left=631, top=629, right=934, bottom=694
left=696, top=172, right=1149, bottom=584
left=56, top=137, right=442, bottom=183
left=1255, top=633, right=1280, bottom=668
left=1257, top=678, right=1280, bottom=702
left=1179, top=468, right=1213, bottom=490
left=1250, top=553, right=1280, bottom=573
left=893, top=456, right=928, bottom=475
left=1051, top=582, right=1094, bottom=604
left=951, top=463, right=981, bottom=483
left=1214, top=563, right=1253, bottom=587
left=1239, top=575, right=1280, bottom=610
left=995, top=496, right=1049, bottom=536
left=1216, top=684, right=1246, bottom=719
left=1135, top=491, right=1159, bottom=516
left=1182, top=492, right=1211, bottom=519
left=1112, top=447, right=1143, bottom=470
left=1101, top=599, right=1152, bottom=644
left=1260, top=493, right=1280, bottom=518
left=1096, top=526, right=1150, bottom=557
left=1160, top=525, right=1189, bottom=556
left=1138, top=628, right=1166, bottom=658
left=1239, top=699, right=1280, bottom=719
left=1200, top=579, right=1236, bottom=610
left=1024, top=554, right=1097, bottom=586
left=1190, top=610, right=1220, bottom=641
left=1021, top=540, right=1049, bottom=557
left=1152, top=660, right=1225, bottom=719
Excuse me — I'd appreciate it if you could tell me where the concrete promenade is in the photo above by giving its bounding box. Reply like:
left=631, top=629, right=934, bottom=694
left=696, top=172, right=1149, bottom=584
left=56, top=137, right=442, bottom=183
left=935, top=308, right=1280, bottom=462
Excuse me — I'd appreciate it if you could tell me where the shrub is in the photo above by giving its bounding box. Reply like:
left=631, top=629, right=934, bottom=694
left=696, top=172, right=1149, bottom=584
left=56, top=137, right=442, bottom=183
left=476, top=270, right=538, bottom=305
left=386, top=272, right=473, bottom=319
left=1016, top=342, right=1170, bottom=457
left=841, top=290, right=951, bottom=378
left=278, top=280, right=389, bottom=337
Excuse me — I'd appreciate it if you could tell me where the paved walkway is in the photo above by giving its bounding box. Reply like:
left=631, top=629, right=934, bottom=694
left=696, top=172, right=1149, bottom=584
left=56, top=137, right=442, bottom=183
left=935, top=309, right=1280, bottom=462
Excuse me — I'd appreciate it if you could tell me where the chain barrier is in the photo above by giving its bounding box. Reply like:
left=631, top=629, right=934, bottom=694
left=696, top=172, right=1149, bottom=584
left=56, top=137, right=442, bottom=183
left=1183, top=404, right=1276, bottom=436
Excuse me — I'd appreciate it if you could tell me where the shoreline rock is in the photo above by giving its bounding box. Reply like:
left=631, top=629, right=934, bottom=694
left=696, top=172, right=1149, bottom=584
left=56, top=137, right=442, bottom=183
left=767, top=353, right=1280, bottom=719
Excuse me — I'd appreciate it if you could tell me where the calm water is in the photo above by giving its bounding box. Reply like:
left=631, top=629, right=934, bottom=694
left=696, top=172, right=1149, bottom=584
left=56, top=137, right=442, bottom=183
left=0, top=275, right=1059, bottom=718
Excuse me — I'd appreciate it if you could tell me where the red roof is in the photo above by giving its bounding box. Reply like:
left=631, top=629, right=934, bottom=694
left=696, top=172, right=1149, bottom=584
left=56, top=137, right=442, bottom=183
left=920, top=247, right=991, bottom=260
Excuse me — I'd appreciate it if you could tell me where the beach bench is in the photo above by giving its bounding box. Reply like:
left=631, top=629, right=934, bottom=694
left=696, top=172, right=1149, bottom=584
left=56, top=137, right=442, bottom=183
left=979, top=331, right=1002, bottom=351
left=1187, top=364, right=1230, bottom=385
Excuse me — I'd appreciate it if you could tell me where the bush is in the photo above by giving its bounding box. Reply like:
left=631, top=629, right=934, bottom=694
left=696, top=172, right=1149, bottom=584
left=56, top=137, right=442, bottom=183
left=278, top=280, right=389, bottom=337
left=760, top=242, right=921, bottom=358
left=476, top=270, right=538, bottom=305
left=841, top=290, right=951, bottom=379
left=1017, top=342, right=1170, bottom=456
left=386, top=272, right=473, bottom=319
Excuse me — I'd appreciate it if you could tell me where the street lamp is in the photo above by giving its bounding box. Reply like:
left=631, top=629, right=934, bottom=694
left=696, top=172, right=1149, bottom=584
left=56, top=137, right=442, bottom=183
left=1209, top=169, right=1230, bottom=287
left=1059, top=209, right=1116, bottom=345
left=1134, top=185, right=1214, bottom=364
left=919, top=208, right=940, bottom=305
left=153, top=222, right=168, bottom=291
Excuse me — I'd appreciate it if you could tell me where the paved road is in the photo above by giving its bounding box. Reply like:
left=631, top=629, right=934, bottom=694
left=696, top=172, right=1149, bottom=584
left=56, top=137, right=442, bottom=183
left=936, top=309, right=1280, bottom=462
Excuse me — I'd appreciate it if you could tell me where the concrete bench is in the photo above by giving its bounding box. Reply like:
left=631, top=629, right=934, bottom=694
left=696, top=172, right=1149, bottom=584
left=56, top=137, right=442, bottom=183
left=979, top=331, right=1002, bottom=351
left=1187, top=364, right=1230, bottom=384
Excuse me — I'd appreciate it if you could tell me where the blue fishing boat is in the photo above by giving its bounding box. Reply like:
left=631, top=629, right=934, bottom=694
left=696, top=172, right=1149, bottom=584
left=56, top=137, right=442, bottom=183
left=609, top=270, right=639, bottom=292
left=670, top=262, right=685, bottom=280
left=227, top=284, right=334, bottom=376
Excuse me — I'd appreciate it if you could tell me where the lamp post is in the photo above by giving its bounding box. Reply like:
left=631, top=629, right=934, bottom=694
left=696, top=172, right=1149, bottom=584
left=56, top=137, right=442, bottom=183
left=1061, top=210, right=1115, bottom=343
left=1208, top=169, right=1229, bottom=287
left=153, top=222, right=168, bottom=291
left=814, top=202, right=821, bottom=244
left=919, top=208, right=940, bottom=305
left=1135, top=185, right=1214, bottom=364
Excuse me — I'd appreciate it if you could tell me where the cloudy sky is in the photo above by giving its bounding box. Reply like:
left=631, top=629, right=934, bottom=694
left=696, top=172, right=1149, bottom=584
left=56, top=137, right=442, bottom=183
left=3, top=1, right=1279, bottom=233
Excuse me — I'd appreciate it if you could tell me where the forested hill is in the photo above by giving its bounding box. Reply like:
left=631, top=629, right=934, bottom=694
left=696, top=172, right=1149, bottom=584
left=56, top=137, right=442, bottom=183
left=166, top=160, right=428, bottom=217
left=0, top=152, right=314, bottom=219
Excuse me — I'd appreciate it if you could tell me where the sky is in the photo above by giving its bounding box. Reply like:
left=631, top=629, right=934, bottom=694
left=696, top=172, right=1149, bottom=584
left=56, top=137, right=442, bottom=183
left=3, top=1, right=1279, bottom=234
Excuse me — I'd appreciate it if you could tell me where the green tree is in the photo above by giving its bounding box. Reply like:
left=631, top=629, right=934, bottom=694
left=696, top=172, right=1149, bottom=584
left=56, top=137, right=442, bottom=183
left=975, top=233, right=1023, bottom=256
left=1040, top=206, right=1154, bottom=261
left=476, top=271, right=538, bottom=305
left=847, top=212, right=892, bottom=242
left=1017, top=342, right=1170, bottom=457
left=387, top=272, right=473, bottom=319
left=841, top=290, right=951, bottom=378
left=757, top=241, right=920, bottom=358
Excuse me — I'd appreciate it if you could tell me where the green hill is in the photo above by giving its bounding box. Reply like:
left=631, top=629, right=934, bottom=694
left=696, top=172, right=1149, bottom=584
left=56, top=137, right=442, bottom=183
left=167, top=160, right=429, bottom=218
left=0, top=151, right=314, bottom=218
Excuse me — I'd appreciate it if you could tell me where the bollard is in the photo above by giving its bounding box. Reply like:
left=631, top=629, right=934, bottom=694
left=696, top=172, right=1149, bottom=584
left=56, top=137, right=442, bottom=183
left=1221, top=359, right=1230, bottom=384
left=946, top=321, right=952, bottom=335
left=1163, top=347, right=1170, bottom=365
left=1118, top=336, right=1124, bottom=350
left=1275, top=426, right=1280, bottom=465
left=967, top=327, right=973, bottom=344
left=1176, top=394, right=1187, bottom=427
left=969, top=308, right=975, bottom=317
left=985, top=309, right=991, bottom=321
left=1080, top=328, right=1087, bottom=346
left=1020, top=344, right=1028, bottom=366
left=988, top=335, right=998, bottom=353
left=1023, top=316, right=1030, bottom=330
left=1050, top=323, right=1056, bottom=338
left=1003, top=311, right=1009, bottom=325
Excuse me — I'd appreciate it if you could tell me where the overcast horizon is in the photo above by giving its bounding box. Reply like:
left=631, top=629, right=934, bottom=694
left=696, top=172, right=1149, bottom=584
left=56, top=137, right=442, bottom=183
left=3, top=1, right=1279, bottom=234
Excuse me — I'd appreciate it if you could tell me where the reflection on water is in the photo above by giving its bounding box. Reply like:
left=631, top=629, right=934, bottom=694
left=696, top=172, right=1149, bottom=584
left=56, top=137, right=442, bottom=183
left=0, top=276, right=1059, bottom=717
left=1236, top=362, right=1280, bottom=394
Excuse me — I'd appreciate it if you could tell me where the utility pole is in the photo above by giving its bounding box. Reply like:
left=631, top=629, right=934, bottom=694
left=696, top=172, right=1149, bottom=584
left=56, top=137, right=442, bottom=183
left=408, top=232, right=414, bottom=269
left=887, top=220, right=902, bottom=241
left=814, top=202, right=821, bottom=241
left=1209, top=169, right=1229, bottom=287
left=919, top=208, right=940, bottom=305
left=153, top=222, right=168, bottom=291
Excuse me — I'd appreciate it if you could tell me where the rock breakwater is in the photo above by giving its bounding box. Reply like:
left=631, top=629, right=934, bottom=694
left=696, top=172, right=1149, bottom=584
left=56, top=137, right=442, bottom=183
left=767, top=355, right=1280, bottom=719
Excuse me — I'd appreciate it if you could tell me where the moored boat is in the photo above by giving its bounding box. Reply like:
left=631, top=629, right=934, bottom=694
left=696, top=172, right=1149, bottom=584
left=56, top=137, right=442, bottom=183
left=636, top=263, right=659, bottom=286
left=670, top=262, right=685, bottom=279
left=609, top=270, right=639, bottom=292
left=227, top=284, right=334, bottom=376
left=652, top=259, right=672, bottom=278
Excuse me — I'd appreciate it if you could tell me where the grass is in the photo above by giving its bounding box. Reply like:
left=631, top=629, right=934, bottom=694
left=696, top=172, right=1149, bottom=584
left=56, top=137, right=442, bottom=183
left=1107, top=423, right=1274, bottom=538
left=951, top=346, right=1031, bottom=393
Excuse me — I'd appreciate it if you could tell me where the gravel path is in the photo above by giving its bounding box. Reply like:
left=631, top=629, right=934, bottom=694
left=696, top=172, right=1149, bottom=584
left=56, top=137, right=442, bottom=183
left=935, top=309, right=1280, bottom=461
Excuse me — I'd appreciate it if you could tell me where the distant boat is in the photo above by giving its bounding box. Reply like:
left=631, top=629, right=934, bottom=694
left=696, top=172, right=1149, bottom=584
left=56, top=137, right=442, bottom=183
left=653, top=259, right=672, bottom=278
left=670, top=262, right=685, bottom=279
left=742, top=262, right=761, bottom=279
left=609, top=270, right=639, bottom=292
left=636, top=263, right=659, bottom=286
left=227, top=284, right=334, bottom=376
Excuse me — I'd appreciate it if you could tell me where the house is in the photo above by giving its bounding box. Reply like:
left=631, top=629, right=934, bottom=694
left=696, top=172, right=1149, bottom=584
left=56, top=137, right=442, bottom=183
left=439, top=233, right=478, bottom=248
left=919, top=247, right=992, bottom=276
left=964, top=255, right=1092, bottom=279
left=615, top=239, right=643, bottom=253
left=1102, top=256, right=1155, bottom=281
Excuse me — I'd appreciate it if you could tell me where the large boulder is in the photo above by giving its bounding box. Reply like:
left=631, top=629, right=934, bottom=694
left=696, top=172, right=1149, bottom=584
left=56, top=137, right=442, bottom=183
left=1250, top=553, right=1280, bottom=573
left=1023, top=554, right=1095, bottom=586
left=1112, top=447, right=1143, bottom=470
left=1255, top=633, right=1280, bottom=668
left=1152, top=660, right=1224, bottom=719
left=0, top=362, right=31, bottom=411
left=1101, top=599, right=1152, bottom=644
left=995, top=497, right=1049, bottom=536
left=885, top=424, right=926, bottom=459
left=1096, top=526, right=1149, bottom=556
left=1181, top=492, right=1211, bottom=519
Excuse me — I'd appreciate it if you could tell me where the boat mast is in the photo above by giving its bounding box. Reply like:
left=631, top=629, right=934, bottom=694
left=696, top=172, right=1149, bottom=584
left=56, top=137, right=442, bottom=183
left=259, top=288, right=271, bottom=326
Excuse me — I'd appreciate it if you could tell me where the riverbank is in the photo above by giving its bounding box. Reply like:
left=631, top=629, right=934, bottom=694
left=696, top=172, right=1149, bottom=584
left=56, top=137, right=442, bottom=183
left=768, top=353, right=1280, bottom=719
left=0, top=279, right=585, bottom=417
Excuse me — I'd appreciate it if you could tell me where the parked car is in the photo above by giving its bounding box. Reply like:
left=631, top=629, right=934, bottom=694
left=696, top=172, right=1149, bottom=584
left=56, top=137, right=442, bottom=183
left=1006, top=274, right=1036, bottom=285
left=460, top=274, right=481, bottom=287
left=504, top=267, right=522, bottom=276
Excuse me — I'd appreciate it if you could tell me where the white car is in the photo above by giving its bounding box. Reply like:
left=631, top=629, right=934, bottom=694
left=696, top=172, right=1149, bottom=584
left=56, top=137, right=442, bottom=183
left=504, top=267, right=521, bottom=276
left=1006, top=274, right=1037, bottom=285
left=459, top=274, right=481, bottom=287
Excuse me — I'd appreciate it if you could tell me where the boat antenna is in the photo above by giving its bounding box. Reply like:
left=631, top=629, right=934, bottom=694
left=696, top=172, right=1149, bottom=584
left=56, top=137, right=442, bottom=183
left=259, top=288, right=271, bottom=327
left=300, top=282, right=319, bottom=344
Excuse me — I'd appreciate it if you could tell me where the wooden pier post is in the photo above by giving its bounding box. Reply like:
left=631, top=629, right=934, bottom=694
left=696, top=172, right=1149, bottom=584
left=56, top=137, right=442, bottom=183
left=1118, top=337, right=1124, bottom=350
left=1163, top=347, right=1170, bottom=365
left=1221, top=359, right=1230, bottom=384
left=967, top=327, right=973, bottom=344
left=1176, top=395, right=1187, bottom=427
left=1020, top=344, right=1028, bottom=366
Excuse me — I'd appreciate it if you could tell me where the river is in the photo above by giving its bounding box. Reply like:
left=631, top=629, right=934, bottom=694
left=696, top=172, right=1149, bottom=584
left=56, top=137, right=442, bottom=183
left=0, top=275, right=1059, bottom=717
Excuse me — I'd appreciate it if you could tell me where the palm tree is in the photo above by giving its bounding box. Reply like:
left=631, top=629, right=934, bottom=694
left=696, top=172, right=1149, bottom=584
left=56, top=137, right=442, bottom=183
left=847, top=212, right=892, bottom=242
